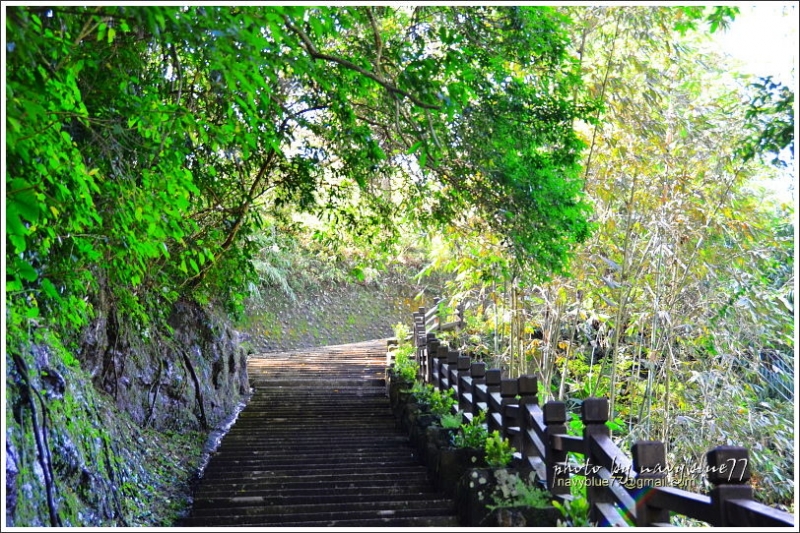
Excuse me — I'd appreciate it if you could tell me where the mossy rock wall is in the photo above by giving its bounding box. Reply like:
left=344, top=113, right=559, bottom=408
left=79, top=297, right=249, bottom=431
left=5, top=298, right=249, bottom=526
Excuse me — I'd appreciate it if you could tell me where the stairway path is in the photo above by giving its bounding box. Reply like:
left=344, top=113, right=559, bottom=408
left=181, top=339, right=458, bottom=527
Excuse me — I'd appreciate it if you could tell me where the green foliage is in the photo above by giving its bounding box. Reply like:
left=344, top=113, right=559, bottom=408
left=429, top=387, right=458, bottom=417
left=392, top=322, right=411, bottom=343
left=414, top=5, right=793, bottom=508
left=409, top=383, right=458, bottom=421
left=4, top=5, right=596, bottom=526
left=566, top=412, right=583, bottom=437
left=392, top=344, right=418, bottom=383
left=410, top=381, right=433, bottom=402
left=440, top=411, right=463, bottom=429
left=489, top=470, right=553, bottom=510
left=740, top=76, right=795, bottom=167
left=5, top=3, right=595, bottom=366
left=484, top=430, right=516, bottom=468
left=673, top=6, right=739, bottom=35
left=552, top=488, right=593, bottom=527
left=454, top=410, right=489, bottom=448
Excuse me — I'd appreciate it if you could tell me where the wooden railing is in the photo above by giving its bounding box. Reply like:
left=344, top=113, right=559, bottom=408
left=399, top=302, right=795, bottom=528
left=412, top=301, right=464, bottom=384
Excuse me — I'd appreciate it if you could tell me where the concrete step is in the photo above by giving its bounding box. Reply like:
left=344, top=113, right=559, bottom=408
left=189, top=497, right=454, bottom=517
left=198, top=466, right=433, bottom=485
left=191, top=489, right=439, bottom=508
left=210, top=438, right=412, bottom=453
left=184, top=340, right=457, bottom=527
left=193, top=480, right=437, bottom=499
left=203, top=453, right=419, bottom=470
left=180, top=504, right=457, bottom=526
left=192, top=472, right=433, bottom=495
left=181, top=514, right=460, bottom=527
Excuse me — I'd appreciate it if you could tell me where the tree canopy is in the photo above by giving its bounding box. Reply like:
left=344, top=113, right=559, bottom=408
left=6, top=5, right=598, bottom=343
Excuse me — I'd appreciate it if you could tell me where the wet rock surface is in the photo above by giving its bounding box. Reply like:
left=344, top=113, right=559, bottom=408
left=79, top=298, right=249, bottom=431
left=5, top=295, right=249, bottom=526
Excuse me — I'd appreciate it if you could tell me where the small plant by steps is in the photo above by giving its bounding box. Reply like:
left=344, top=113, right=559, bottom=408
left=392, top=343, right=418, bottom=383
left=454, top=410, right=488, bottom=448
left=488, top=470, right=552, bottom=511
left=440, top=412, right=462, bottom=429
left=429, top=387, right=458, bottom=417
left=484, top=430, right=515, bottom=468
left=552, top=479, right=593, bottom=527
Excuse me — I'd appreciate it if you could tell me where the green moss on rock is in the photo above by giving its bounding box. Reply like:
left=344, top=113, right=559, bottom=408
left=5, top=299, right=248, bottom=526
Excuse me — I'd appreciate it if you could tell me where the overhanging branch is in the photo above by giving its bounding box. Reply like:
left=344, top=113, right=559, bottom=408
left=284, top=17, right=442, bottom=111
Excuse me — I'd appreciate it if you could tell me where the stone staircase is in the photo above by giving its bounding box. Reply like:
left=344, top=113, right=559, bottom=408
left=181, top=340, right=458, bottom=527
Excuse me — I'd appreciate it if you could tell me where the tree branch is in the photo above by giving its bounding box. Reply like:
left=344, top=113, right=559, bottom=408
left=366, top=7, right=384, bottom=76
left=183, top=147, right=279, bottom=290
left=284, top=16, right=442, bottom=111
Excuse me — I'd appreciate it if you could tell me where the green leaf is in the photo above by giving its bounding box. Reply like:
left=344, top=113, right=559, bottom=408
left=350, top=266, right=365, bottom=282
left=6, top=213, right=27, bottom=253
left=408, top=141, right=423, bottom=154
left=15, top=258, right=38, bottom=282
left=8, top=179, right=40, bottom=224
left=40, top=278, right=59, bottom=300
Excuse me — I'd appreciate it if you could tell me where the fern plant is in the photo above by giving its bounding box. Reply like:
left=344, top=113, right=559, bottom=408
left=489, top=470, right=553, bottom=510
left=440, top=411, right=463, bottom=429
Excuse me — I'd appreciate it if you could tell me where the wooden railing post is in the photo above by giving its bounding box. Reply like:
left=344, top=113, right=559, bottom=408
left=468, top=362, right=486, bottom=416
left=516, top=375, right=537, bottom=472
left=543, top=401, right=570, bottom=497
left=456, top=355, right=471, bottom=411
left=414, top=307, right=425, bottom=343
left=485, top=369, right=502, bottom=432
left=631, top=441, right=670, bottom=526
left=498, top=378, right=518, bottom=439
left=707, top=446, right=752, bottom=527
left=413, top=308, right=425, bottom=379
left=485, top=369, right=501, bottom=394
left=434, top=345, right=448, bottom=390
left=582, top=397, right=613, bottom=525
left=417, top=316, right=427, bottom=381
left=444, top=349, right=459, bottom=392
left=425, top=334, right=439, bottom=384
left=517, top=375, right=537, bottom=408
